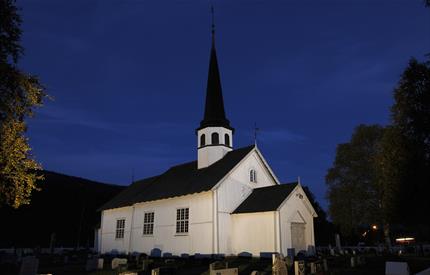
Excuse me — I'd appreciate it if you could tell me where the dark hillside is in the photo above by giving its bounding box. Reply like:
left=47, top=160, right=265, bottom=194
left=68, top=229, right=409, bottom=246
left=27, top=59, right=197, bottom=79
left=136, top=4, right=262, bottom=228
left=0, top=171, right=124, bottom=248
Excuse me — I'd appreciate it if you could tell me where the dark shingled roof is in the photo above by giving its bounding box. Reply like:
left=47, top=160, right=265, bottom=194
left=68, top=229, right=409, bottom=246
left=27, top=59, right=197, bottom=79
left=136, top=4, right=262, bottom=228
left=232, top=182, right=299, bottom=214
left=99, top=145, right=255, bottom=211
left=198, top=32, right=232, bottom=131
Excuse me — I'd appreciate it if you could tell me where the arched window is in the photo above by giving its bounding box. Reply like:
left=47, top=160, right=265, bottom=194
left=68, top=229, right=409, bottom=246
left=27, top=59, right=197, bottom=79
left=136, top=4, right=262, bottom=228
left=250, top=169, right=257, bottom=183
left=200, top=134, right=206, bottom=146
left=211, top=132, right=219, bottom=145
left=225, top=134, right=230, bottom=146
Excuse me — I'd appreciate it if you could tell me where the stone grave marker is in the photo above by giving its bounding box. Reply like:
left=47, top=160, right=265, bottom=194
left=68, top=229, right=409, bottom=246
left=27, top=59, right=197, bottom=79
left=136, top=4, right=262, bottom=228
left=272, top=254, right=287, bottom=275
left=97, top=258, right=104, bottom=269
left=323, top=259, right=328, bottom=271
left=112, top=258, right=128, bottom=270
left=350, top=256, right=356, bottom=268
left=294, top=260, right=306, bottom=275
left=310, top=262, right=317, bottom=274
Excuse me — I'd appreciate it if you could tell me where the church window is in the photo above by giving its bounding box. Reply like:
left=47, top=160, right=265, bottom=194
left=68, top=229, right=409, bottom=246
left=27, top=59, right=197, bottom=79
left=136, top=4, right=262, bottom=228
left=200, top=134, right=206, bottom=146
left=211, top=133, right=219, bottom=145
left=225, top=134, right=230, bottom=146
left=176, top=208, right=189, bottom=234
left=250, top=169, right=257, bottom=183
left=143, top=212, right=154, bottom=235
left=115, top=219, right=125, bottom=239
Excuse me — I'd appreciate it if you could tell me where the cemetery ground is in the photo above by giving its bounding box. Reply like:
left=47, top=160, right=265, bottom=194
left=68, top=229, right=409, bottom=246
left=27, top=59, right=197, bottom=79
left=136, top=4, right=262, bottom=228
left=2, top=249, right=430, bottom=275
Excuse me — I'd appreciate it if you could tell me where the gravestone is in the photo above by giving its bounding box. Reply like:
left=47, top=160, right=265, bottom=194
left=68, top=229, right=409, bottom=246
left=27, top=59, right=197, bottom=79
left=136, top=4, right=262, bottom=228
left=386, top=262, right=410, bottom=275
left=150, top=248, right=162, bottom=257
left=112, top=258, right=128, bottom=270
left=97, top=258, right=104, bottom=269
left=19, top=256, right=39, bottom=275
left=350, top=257, right=356, bottom=268
left=272, top=254, right=287, bottom=275
left=294, top=260, right=305, bottom=275
left=307, top=245, right=316, bottom=256
left=310, top=262, right=317, bottom=274
left=323, top=259, right=328, bottom=271
left=238, top=251, right=252, bottom=258
left=335, top=234, right=341, bottom=251
left=151, top=268, right=160, bottom=275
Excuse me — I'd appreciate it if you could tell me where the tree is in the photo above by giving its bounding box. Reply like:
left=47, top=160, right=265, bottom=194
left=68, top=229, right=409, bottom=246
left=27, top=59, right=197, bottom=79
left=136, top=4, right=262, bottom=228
left=0, top=0, right=45, bottom=208
left=381, top=58, right=430, bottom=228
left=326, top=125, right=385, bottom=238
left=302, top=186, right=336, bottom=246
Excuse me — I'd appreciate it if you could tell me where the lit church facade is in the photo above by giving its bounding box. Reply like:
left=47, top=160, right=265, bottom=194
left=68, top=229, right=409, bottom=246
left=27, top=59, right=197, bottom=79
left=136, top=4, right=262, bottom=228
left=98, top=28, right=317, bottom=257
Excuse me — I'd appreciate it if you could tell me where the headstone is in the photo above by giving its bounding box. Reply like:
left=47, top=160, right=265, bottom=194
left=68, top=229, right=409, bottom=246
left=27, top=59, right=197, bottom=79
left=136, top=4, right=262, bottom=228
left=19, top=256, right=39, bottom=275
left=335, top=234, right=341, bottom=251
left=323, top=259, right=328, bottom=271
left=310, top=262, right=317, bottom=274
left=112, top=258, right=128, bottom=270
left=238, top=251, right=252, bottom=258
left=151, top=268, right=160, bottom=275
left=272, top=254, right=287, bottom=275
left=307, top=245, right=316, bottom=256
left=150, top=248, right=162, bottom=257
left=350, top=257, right=356, bottom=268
left=385, top=261, right=410, bottom=275
left=250, top=272, right=259, bottom=275
left=287, top=248, right=295, bottom=262
left=97, top=258, right=104, bottom=269
left=210, top=261, right=226, bottom=270
left=330, top=249, right=335, bottom=256
left=294, top=260, right=306, bottom=275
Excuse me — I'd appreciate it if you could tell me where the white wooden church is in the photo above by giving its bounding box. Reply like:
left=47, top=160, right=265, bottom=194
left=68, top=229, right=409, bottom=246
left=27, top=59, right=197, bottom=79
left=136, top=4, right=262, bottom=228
left=97, top=27, right=317, bottom=257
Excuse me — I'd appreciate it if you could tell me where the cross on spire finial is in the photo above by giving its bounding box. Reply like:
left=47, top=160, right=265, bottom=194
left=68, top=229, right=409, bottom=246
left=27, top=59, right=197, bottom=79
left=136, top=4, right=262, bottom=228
left=254, top=122, right=260, bottom=145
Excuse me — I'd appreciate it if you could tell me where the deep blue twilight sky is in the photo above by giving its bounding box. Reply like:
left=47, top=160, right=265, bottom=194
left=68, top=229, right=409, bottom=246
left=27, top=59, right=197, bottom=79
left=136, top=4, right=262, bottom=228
left=19, top=0, right=429, bottom=209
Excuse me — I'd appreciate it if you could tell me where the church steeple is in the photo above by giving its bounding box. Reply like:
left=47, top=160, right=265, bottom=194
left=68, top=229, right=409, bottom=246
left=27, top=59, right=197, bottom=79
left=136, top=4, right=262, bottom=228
left=198, top=8, right=232, bottom=131
left=197, top=7, right=234, bottom=169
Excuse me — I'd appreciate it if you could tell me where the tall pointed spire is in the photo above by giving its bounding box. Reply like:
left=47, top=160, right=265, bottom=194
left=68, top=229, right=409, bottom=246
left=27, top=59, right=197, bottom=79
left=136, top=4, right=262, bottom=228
left=198, top=5, right=232, bottom=131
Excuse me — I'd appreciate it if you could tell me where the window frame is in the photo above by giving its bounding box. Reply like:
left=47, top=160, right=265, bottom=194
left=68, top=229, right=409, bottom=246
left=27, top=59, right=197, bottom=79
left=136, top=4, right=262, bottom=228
left=249, top=169, right=257, bottom=183
left=211, top=132, right=219, bottom=145
left=115, top=218, right=126, bottom=239
left=175, top=207, right=189, bottom=235
left=143, top=212, right=155, bottom=236
left=200, top=134, right=206, bottom=147
left=224, top=133, right=230, bottom=147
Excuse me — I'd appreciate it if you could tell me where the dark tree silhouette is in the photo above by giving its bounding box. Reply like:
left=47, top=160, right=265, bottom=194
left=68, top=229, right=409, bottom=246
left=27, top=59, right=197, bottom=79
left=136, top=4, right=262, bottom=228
left=0, top=0, right=46, bottom=208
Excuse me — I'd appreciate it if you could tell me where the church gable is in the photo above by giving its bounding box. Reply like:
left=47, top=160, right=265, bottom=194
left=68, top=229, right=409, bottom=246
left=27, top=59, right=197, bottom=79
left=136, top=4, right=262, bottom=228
left=213, top=147, right=279, bottom=213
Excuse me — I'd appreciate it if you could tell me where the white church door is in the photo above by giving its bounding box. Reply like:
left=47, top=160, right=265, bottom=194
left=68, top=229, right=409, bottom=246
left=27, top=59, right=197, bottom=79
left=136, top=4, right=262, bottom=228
left=291, top=222, right=306, bottom=252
